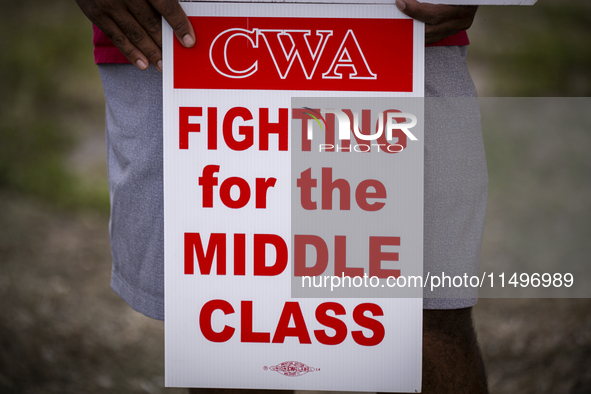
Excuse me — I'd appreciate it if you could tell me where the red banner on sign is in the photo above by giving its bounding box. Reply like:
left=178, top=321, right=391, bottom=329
left=174, top=17, right=413, bottom=92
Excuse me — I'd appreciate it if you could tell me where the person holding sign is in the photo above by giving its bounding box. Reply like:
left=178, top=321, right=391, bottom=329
left=75, top=0, right=488, bottom=392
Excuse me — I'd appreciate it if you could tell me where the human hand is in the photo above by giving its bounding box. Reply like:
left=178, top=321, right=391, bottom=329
left=395, top=0, right=478, bottom=44
left=75, top=0, right=196, bottom=72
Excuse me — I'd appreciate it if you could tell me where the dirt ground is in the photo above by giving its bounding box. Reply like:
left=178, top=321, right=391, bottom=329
left=1, top=192, right=590, bottom=393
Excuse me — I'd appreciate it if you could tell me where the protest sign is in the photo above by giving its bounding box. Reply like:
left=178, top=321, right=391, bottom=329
left=177, top=0, right=537, bottom=5
left=163, top=2, right=424, bottom=391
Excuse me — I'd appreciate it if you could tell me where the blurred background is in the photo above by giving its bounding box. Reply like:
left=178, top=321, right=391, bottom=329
left=0, top=0, right=590, bottom=393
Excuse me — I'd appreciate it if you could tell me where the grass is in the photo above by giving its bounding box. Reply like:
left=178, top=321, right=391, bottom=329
left=468, top=0, right=591, bottom=96
left=0, top=0, right=109, bottom=213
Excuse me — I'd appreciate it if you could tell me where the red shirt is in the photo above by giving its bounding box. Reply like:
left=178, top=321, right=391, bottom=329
left=92, top=24, right=469, bottom=64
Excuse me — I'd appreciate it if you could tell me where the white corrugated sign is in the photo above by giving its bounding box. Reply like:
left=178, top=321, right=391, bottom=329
left=163, top=2, right=425, bottom=392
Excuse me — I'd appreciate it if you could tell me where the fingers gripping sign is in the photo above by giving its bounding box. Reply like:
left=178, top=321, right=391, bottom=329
left=75, top=0, right=195, bottom=72
left=395, top=0, right=477, bottom=44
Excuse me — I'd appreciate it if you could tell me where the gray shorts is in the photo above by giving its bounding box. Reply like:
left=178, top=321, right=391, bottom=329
left=99, top=45, right=487, bottom=320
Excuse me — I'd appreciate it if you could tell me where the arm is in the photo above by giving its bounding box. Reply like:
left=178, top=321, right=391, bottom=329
left=75, top=0, right=196, bottom=72
left=395, top=0, right=478, bottom=44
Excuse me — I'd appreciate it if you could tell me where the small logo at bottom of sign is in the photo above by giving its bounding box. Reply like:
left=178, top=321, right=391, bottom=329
left=264, top=361, right=319, bottom=377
